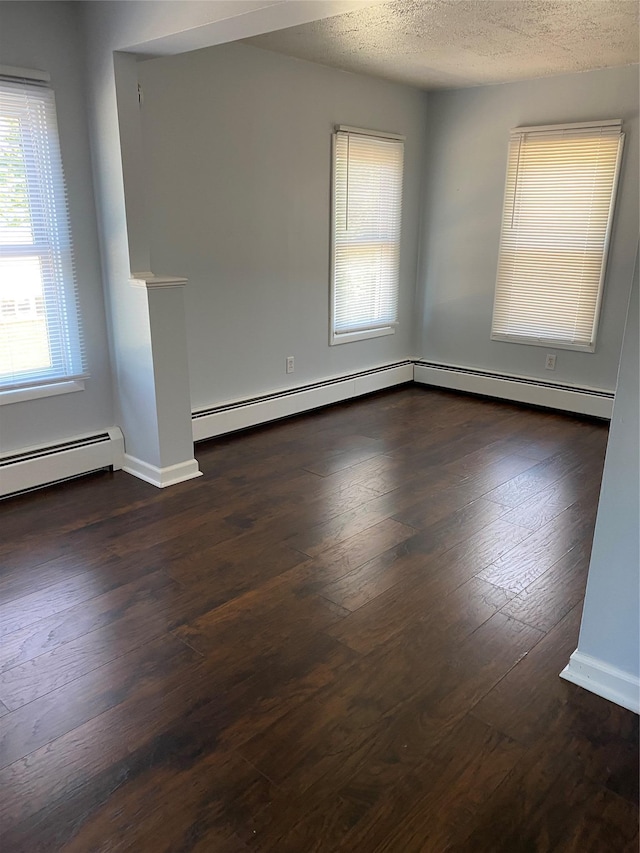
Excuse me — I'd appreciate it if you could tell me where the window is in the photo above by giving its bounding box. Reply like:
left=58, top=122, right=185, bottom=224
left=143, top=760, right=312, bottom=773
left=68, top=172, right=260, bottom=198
left=0, top=71, right=86, bottom=394
left=330, top=125, right=404, bottom=345
left=492, top=120, right=624, bottom=352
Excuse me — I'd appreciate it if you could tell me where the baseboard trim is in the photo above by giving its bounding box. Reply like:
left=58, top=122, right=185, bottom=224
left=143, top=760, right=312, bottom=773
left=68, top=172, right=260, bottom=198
left=192, top=361, right=414, bottom=442
left=561, top=651, right=640, bottom=714
left=0, top=427, right=124, bottom=499
left=122, top=454, right=202, bottom=488
left=413, top=361, right=613, bottom=419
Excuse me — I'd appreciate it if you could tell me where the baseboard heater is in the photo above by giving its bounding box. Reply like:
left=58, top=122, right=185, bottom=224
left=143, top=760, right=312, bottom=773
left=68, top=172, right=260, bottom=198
left=413, top=361, right=614, bottom=419
left=0, top=427, right=125, bottom=499
left=192, top=361, right=414, bottom=442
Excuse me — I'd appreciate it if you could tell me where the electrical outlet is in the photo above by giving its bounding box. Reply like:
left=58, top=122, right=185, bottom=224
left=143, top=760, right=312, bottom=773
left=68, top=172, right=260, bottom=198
left=286, top=356, right=294, bottom=374
left=545, top=354, right=556, bottom=371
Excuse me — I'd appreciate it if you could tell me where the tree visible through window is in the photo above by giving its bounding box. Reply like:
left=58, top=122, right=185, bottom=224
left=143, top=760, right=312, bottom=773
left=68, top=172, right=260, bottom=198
left=0, top=74, right=86, bottom=391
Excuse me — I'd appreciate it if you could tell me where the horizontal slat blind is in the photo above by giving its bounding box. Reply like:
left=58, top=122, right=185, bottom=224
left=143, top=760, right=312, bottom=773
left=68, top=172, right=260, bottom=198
left=0, top=75, right=86, bottom=390
left=492, top=121, right=624, bottom=350
left=332, top=130, right=404, bottom=337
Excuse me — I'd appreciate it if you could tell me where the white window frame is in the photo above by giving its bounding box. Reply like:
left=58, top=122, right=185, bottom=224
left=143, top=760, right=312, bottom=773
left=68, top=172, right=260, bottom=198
left=329, top=125, right=405, bottom=346
left=0, top=66, right=87, bottom=402
left=491, top=119, right=624, bottom=353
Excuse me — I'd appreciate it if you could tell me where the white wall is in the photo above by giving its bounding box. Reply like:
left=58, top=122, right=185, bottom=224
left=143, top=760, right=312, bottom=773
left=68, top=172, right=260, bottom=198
left=139, top=43, right=427, bottom=411
left=416, top=65, right=639, bottom=392
left=0, top=1, right=114, bottom=453
left=573, top=253, right=639, bottom=687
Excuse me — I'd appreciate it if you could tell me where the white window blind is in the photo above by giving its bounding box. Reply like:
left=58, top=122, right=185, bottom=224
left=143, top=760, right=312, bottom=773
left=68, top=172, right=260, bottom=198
left=491, top=120, right=624, bottom=352
left=0, top=73, right=86, bottom=391
left=331, top=127, right=404, bottom=344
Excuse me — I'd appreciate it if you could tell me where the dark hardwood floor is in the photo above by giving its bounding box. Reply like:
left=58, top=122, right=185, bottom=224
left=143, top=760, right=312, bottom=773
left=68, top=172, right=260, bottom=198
left=0, top=386, right=637, bottom=852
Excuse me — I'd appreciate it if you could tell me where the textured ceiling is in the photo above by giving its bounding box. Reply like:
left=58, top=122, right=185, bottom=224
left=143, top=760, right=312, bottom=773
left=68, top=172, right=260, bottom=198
left=242, top=0, right=639, bottom=89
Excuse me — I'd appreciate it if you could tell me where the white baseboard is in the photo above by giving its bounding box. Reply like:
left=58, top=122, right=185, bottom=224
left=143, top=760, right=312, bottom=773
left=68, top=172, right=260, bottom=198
left=561, top=650, right=640, bottom=714
left=122, top=454, right=202, bottom=488
left=192, top=361, right=414, bottom=442
left=413, top=361, right=613, bottom=419
left=0, top=427, right=124, bottom=499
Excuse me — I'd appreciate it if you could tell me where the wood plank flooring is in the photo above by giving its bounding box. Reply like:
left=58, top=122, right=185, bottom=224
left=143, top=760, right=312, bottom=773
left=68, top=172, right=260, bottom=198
left=0, top=386, right=637, bottom=852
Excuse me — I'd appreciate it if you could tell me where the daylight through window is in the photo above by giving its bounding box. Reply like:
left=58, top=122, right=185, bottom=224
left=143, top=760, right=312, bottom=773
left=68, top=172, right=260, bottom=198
left=0, top=73, right=86, bottom=392
left=491, top=120, right=624, bottom=351
left=331, top=126, right=404, bottom=344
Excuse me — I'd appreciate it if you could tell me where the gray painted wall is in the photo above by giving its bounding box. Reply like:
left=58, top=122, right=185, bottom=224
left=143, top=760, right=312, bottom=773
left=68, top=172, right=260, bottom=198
left=416, top=65, right=639, bottom=392
left=577, top=253, right=639, bottom=680
left=80, top=2, right=378, bottom=473
left=0, top=1, right=113, bottom=453
left=138, top=43, right=427, bottom=411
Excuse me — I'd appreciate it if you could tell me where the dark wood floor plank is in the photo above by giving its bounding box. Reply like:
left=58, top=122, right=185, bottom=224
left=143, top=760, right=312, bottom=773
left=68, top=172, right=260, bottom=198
left=297, top=516, right=417, bottom=588
left=0, top=583, right=187, bottom=709
left=217, top=638, right=358, bottom=753
left=238, top=611, right=541, bottom=804
left=501, top=465, right=602, bottom=531
left=499, top=538, right=593, bottom=632
left=0, top=387, right=633, bottom=853
left=445, top=450, right=546, bottom=497
left=165, top=537, right=307, bottom=594
left=337, top=714, right=524, bottom=853
left=0, top=569, right=177, bottom=673
left=236, top=641, right=427, bottom=796
left=276, top=614, right=543, bottom=843
left=216, top=465, right=378, bottom=528
left=57, top=749, right=274, bottom=853
left=286, top=490, right=401, bottom=558
left=477, top=498, right=598, bottom=593
left=317, top=453, right=420, bottom=498
left=448, top=745, right=638, bottom=853
left=326, top=565, right=516, bottom=656
left=0, top=633, right=200, bottom=769
left=172, top=576, right=349, bottom=665
left=419, top=514, right=533, bottom=587
left=241, top=480, right=386, bottom=545
left=0, top=550, right=120, bottom=607
left=471, top=603, right=585, bottom=744
left=302, top=440, right=387, bottom=477
left=106, top=504, right=243, bottom=558
left=0, top=531, right=116, bottom=581
left=553, top=787, right=640, bottom=852
left=0, top=470, right=151, bottom=546
left=0, top=634, right=353, bottom=851
left=248, top=792, right=364, bottom=853
left=390, top=484, right=505, bottom=532
left=485, top=414, right=607, bottom=464
left=320, top=515, right=531, bottom=612
left=481, top=451, right=577, bottom=508
left=0, top=553, right=158, bottom=640
left=469, top=600, right=638, bottom=803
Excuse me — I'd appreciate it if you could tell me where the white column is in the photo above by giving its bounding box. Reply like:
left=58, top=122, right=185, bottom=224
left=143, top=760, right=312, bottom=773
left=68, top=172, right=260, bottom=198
left=124, top=274, right=201, bottom=487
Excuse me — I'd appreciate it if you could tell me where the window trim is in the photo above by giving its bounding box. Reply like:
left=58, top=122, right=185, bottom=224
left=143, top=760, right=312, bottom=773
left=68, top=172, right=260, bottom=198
left=0, top=68, right=88, bottom=393
left=329, top=125, right=404, bottom=346
left=0, top=379, right=84, bottom=406
left=490, top=119, right=624, bottom=353
left=330, top=325, right=396, bottom=346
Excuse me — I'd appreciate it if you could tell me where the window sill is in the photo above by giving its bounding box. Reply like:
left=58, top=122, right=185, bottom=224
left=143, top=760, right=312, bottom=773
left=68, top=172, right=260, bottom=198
left=0, top=379, right=85, bottom=406
left=491, top=333, right=595, bottom=353
left=331, top=326, right=396, bottom=346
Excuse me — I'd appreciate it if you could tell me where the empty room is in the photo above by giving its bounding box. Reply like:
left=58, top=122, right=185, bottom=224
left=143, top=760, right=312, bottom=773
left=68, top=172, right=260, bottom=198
left=0, top=1, right=638, bottom=850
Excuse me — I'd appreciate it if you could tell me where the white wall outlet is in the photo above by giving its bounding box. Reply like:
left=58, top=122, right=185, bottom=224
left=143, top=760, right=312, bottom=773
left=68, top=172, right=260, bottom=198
left=286, top=356, right=294, bottom=374
left=545, top=353, right=557, bottom=371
